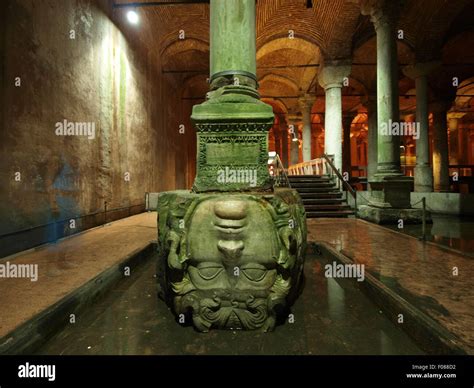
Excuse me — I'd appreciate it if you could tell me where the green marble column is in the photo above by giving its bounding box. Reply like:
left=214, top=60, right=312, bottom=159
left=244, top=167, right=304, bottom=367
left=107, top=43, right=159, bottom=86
left=210, top=0, right=256, bottom=88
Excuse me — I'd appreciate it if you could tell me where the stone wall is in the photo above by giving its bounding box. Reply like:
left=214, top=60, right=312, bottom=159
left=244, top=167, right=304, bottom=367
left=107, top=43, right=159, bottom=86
left=0, top=0, right=194, bottom=256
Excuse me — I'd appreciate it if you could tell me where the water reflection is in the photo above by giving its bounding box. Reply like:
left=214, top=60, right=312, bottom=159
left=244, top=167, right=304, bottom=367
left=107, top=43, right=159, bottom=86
left=385, top=215, right=474, bottom=256
left=34, top=253, right=423, bottom=355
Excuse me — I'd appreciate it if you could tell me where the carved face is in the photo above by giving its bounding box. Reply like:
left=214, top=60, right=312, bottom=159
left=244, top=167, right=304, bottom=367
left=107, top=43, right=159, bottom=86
left=187, top=198, right=280, bottom=293
left=175, top=197, right=283, bottom=331
left=159, top=191, right=305, bottom=332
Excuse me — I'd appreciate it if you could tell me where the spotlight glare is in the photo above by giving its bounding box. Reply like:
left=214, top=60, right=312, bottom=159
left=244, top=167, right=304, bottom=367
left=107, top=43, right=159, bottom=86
left=127, top=10, right=139, bottom=25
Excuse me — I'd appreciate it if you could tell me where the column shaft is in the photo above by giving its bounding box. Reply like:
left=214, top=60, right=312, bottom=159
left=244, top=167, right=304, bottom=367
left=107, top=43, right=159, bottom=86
left=432, top=106, right=450, bottom=192
left=324, top=86, right=343, bottom=171
left=414, top=75, right=433, bottom=191
left=290, top=122, right=300, bottom=166
left=342, top=115, right=354, bottom=178
left=279, top=116, right=289, bottom=168
left=302, top=107, right=312, bottom=161
left=367, top=99, right=378, bottom=181
left=210, top=0, right=256, bottom=78
left=375, top=16, right=401, bottom=175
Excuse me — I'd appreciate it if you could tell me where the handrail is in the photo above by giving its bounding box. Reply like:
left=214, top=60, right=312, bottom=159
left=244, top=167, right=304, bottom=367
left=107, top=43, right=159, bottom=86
left=287, top=158, right=327, bottom=175
left=268, top=152, right=291, bottom=188
left=322, top=154, right=357, bottom=212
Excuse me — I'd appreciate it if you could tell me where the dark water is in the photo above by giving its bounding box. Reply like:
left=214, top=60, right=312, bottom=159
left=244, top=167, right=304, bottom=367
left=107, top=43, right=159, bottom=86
left=35, top=253, right=423, bottom=355
left=384, top=214, right=474, bottom=257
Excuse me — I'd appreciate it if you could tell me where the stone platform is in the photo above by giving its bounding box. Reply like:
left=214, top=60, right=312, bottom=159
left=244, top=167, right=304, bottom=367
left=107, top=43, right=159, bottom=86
left=308, top=218, right=474, bottom=354
left=0, top=213, right=157, bottom=354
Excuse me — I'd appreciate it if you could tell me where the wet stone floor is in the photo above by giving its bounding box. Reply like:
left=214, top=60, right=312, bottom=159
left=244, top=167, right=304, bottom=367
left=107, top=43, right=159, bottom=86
left=35, top=252, right=423, bottom=355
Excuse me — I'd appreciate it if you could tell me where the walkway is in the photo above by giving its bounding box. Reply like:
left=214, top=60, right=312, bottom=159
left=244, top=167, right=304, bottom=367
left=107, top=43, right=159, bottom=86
left=308, top=218, right=474, bottom=354
left=0, top=212, right=157, bottom=340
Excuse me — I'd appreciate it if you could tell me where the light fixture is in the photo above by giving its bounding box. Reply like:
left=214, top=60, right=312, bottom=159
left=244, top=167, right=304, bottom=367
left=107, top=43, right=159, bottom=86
left=127, top=10, right=139, bottom=25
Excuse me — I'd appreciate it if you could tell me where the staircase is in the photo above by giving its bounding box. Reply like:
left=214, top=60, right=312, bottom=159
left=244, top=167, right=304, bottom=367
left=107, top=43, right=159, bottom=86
left=288, top=175, right=355, bottom=218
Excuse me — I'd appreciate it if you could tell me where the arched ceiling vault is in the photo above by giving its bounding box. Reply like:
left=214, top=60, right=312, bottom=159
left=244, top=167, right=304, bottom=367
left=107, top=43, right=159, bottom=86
left=113, top=0, right=474, bottom=118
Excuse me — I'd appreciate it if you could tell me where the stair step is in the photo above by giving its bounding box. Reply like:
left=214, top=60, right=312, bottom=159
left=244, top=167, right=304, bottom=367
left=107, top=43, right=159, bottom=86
left=289, top=177, right=332, bottom=182
left=299, top=192, right=343, bottom=199
left=302, top=198, right=345, bottom=204
left=306, top=210, right=355, bottom=218
left=293, top=187, right=338, bottom=193
left=304, top=204, right=352, bottom=211
left=288, top=175, right=330, bottom=179
left=290, top=182, right=335, bottom=188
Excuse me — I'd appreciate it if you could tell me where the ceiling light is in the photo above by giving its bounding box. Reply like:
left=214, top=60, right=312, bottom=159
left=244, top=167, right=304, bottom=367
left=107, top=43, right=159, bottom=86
left=127, top=10, right=139, bottom=25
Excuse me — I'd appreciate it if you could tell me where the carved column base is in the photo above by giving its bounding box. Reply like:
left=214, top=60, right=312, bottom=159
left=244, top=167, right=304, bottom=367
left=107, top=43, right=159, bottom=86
left=157, top=188, right=306, bottom=332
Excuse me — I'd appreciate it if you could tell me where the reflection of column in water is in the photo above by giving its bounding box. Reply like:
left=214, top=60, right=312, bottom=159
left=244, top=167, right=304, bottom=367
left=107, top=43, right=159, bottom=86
left=380, top=329, right=393, bottom=355
left=327, top=277, right=345, bottom=320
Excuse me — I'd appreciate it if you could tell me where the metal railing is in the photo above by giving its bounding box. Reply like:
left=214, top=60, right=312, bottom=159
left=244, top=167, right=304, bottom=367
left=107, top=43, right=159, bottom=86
left=322, top=154, right=357, bottom=213
left=287, top=154, right=358, bottom=213
left=268, top=152, right=291, bottom=188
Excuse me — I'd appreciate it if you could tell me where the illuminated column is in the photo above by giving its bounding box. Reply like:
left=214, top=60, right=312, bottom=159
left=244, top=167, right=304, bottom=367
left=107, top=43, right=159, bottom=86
left=361, top=0, right=402, bottom=177
left=288, top=114, right=301, bottom=166
left=299, top=95, right=315, bottom=162
left=318, top=61, right=351, bottom=172
left=404, top=62, right=439, bottom=192
left=431, top=102, right=450, bottom=192
left=279, top=114, right=289, bottom=167
left=447, top=113, right=465, bottom=165
left=342, top=113, right=356, bottom=178
left=363, top=96, right=378, bottom=181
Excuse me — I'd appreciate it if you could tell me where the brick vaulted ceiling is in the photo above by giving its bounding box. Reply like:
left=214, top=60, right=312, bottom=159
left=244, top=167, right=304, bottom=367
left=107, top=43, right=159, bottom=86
left=111, top=0, right=474, bottom=118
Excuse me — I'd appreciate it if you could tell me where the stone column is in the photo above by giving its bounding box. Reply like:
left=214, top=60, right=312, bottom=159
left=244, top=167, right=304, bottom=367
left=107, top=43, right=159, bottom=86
left=362, top=96, right=378, bottom=181
left=210, top=0, right=256, bottom=89
left=361, top=0, right=402, bottom=177
left=403, top=62, right=439, bottom=192
left=431, top=101, right=450, bottom=192
left=342, top=114, right=356, bottom=178
left=161, top=0, right=307, bottom=332
left=358, top=0, right=426, bottom=224
left=318, top=61, right=351, bottom=172
left=288, top=114, right=301, bottom=166
left=299, top=95, right=315, bottom=162
left=447, top=113, right=465, bottom=165
left=279, top=114, right=289, bottom=168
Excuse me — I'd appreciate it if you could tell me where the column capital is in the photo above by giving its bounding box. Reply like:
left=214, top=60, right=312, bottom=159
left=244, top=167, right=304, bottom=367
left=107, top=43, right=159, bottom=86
left=318, top=60, right=351, bottom=90
left=360, top=0, right=400, bottom=30
left=287, top=113, right=302, bottom=125
left=298, top=94, right=316, bottom=111
left=403, top=61, right=441, bottom=80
